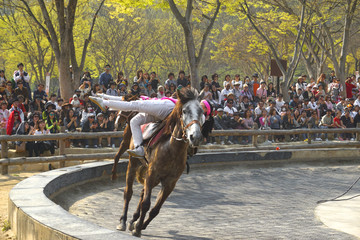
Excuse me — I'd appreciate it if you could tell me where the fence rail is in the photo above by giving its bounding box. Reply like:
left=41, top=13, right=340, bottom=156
left=1, top=127, right=359, bottom=175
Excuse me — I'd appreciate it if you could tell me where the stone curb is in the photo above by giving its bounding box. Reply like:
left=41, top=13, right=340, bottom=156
left=8, top=148, right=360, bottom=239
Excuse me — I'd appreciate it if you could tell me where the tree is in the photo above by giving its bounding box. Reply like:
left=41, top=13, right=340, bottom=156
left=9, top=0, right=106, bottom=100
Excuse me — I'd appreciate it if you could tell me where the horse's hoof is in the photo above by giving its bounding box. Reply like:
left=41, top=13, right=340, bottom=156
left=128, top=221, right=136, bottom=231
left=132, top=230, right=141, bottom=237
left=116, top=223, right=126, bottom=231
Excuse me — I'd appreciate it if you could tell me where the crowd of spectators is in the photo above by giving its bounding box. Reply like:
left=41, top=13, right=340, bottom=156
left=0, top=62, right=359, bottom=156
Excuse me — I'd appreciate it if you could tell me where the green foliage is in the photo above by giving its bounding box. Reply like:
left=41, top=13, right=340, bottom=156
left=2, top=220, right=10, bottom=232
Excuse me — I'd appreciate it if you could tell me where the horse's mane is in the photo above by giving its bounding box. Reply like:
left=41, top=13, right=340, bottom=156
left=162, top=87, right=198, bottom=136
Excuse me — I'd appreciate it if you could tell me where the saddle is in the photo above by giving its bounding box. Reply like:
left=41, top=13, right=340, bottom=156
left=141, top=121, right=166, bottom=150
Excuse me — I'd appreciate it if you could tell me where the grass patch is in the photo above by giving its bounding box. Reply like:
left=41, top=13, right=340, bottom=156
left=2, top=220, right=10, bottom=232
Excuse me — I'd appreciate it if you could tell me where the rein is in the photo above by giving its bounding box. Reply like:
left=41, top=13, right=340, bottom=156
left=171, top=118, right=201, bottom=142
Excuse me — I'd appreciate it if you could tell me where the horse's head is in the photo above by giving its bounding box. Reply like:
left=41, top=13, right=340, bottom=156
left=178, top=88, right=204, bottom=147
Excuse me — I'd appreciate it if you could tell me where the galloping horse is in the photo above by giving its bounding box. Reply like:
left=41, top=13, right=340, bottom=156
left=117, top=88, right=204, bottom=237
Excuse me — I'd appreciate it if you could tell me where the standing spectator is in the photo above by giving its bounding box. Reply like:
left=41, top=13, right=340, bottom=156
left=106, top=82, right=118, bottom=96
left=345, top=77, right=357, bottom=99
left=13, top=63, right=31, bottom=100
left=78, top=80, right=92, bottom=97
left=164, top=73, right=176, bottom=90
left=316, top=73, right=327, bottom=92
left=328, top=78, right=342, bottom=100
left=33, top=83, right=48, bottom=101
left=251, top=73, right=260, bottom=97
left=81, top=114, right=99, bottom=148
left=177, top=70, right=189, bottom=87
left=99, top=64, right=113, bottom=92
left=6, top=110, right=21, bottom=135
left=33, top=120, right=55, bottom=156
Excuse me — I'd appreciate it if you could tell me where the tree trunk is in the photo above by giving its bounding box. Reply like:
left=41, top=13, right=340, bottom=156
left=58, top=53, right=73, bottom=100
left=280, top=80, right=290, bottom=101
left=184, top=27, right=200, bottom=89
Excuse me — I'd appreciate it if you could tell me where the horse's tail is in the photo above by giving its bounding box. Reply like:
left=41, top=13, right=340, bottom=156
left=136, top=165, right=147, bottom=185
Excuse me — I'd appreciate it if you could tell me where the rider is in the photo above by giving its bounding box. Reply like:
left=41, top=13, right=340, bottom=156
left=90, top=88, right=210, bottom=158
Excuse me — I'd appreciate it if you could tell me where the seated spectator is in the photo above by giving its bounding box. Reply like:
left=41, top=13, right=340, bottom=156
left=282, top=109, right=299, bottom=141
left=0, top=101, right=9, bottom=129
left=220, top=83, right=233, bottom=104
left=223, top=100, right=238, bottom=117
left=213, top=108, right=229, bottom=144
left=64, top=109, right=81, bottom=147
left=209, top=84, right=221, bottom=108
left=46, top=110, right=60, bottom=134
left=17, top=95, right=27, bottom=120
left=308, top=110, right=321, bottom=141
left=239, top=95, right=251, bottom=113
left=256, top=80, right=267, bottom=99
left=5, top=81, right=14, bottom=104
left=130, top=82, right=141, bottom=97
left=71, top=94, right=81, bottom=112
left=177, top=70, right=189, bottom=87
left=319, top=109, right=333, bottom=141
left=164, top=73, right=176, bottom=90
left=91, top=83, right=102, bottom=96
left=149, top=72, right=159, bottom=91
left=341, top=109, right=354, bottom=140
left=80, top=102, right=96, bottom=126
left=199, top=84, right=212, bottom=102
left=30, top=95, right=45, bottom=113
left=200, top=75, right=209, bottom=90
left=145, top=83, right=155, bottom=97
left=169, top=83, right=176, bottom=95
left=275, top=94, right=285, bottom=112
left=115, top=71, right=128, bottom=88
left=119, top=84, right=128, bottom=97
left=81, top=113, right=99, bottom=148
left=28, top=112, right=41, bottom=128
left=80, top=71, right=93, bottom=89
left=33, top=120, right=55, bottom=156
left=6, top=110, right=21, bottom=135
left=14, top=81, right=29, bottom=105
left=297, top=110, right=309, bottom=140
left=9, top=97, right=24, bottom=121
left=33, top=83, right=48, bottom=101
left=242, top=109, right=254, bottom=144
left=259, top=109, right=271, bottom=143
left=15, top=121, right=35, bottom=157
left=269, top=108, right=282, bottom=142
left=333, top=110, right=345, bottom=140
left=42, top=102, right=55, bottom=120
left=106, top=81, right=118, bottom=96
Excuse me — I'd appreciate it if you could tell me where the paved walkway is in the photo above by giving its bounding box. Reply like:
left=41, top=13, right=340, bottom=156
left=53, top=163, right=360, bottom=240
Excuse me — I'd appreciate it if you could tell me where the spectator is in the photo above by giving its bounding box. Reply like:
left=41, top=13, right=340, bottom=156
left=345, top=77, right=356, bottom=99
left=45, top=110, right=60, bottom=134
left=64, top=108, right=79, bottom=132
left=211, top=73, right=221, bottom=91
left=232, top=74, right=243, bottom=89
left=78, top=80, right=92, bottom=97
left=251, top=73, right=260, bottom=97
left=149, top=72, right=159, bottom=91
left=303, top=85, right=314, bottom=100
left=99, top=64, right=113, bottom=91
left=240, top=84, right=253, bottom=103
left=42, top=102, right=55, bottom=121
left=200, top=75, right=209, bottom=90
left=33, top=83, right=48, bottom=101
left=7, top=110, right=21, bottom=135
left=106, top=82, right=118, bottom=96
left=130, top=82, right=141, bottom=97
left=209, top=84, right=221, bottom=108
left=328, top=78, right=342, bottom=100
left=267, top=82, right=276, bottom=98
left=259, top=109, right=271, bottom=143
left=223, top=74, right=233, bottom=89
left=297, top=110, right=309, bottom=141
left=164, top=73, right=176, bottom=90
left=239, top=95, right=251, bottom=113
left=13, top=63, right=31, bottom=99
left=71, top=94, right=81, bottom=112
left=33, top=119, right=55, bottom=156
left=15, top=121, right=35, bottom=157
left=319, top=109, right=333, bottom=141
left=119, top=84, right=128, bottom=97
left=97, top=112, right=111, bottom=147
left=341, top=109, right=354, bottom=140
left=242, top=109, right=254, bottom=144
left=213, top=108, right=229, bottom=144
left=296, top=76, right=307, bottom=92
left=29, top=96, right=44, bottom=114
left=316, top=73, right=327, bottom=92
left=308, top=110, right=321, bottom=141
left=91, top=83, right=102, bottom=96
left=177, top=70, right=189, bottom=87
left=81, top=113, right=99, bottom=148
left=80, top=71, right=93, bottom=89
left=223, top=99, right=237, bottom=117
left=14, top=81, right=29, bottom=105
left=9, top=97, right=24, bottom=122
left=145, top=83, right=156, bottom=97
left=282, top=109, right=298, bottom=141
left=275, top=94, right=285, bottom=112
left=256, top=80, right=267, bottom=99
left=80, top=102, right=95, bottom=126
left=328, top=70, right=336, bottom=83
left=233, top=82, right=242, bottom=102
left=28, top=112, right=40, bottom=128
left=0, top=69, right=6, bottom=85
left=48, top=94, right=61, bottom=111
left=59, top=103, right=72, bottom=126
left=116, top=71, right=128, bottom=88
left=157, top=85, right=165, bottom=98
left=5, top=81, right=14, bottom=103
left=0, top=101, right=9, bottom=129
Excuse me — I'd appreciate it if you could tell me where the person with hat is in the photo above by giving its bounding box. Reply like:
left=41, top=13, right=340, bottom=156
left=233, top=81, right=242, bottom=101
left=13, top=63, right=31, bottom=99
left=296, top=76, right=307, bottom=92
left=119, top=83, right=128, bottom=97
left=33, top=83, right=48, bottom=101
left=28, top=112, right=41, bottom=128
left=157, top=85, right=165, bottom=98
left=213, top=108, right=228, bottom=144
left=223, top=99, right=238, bottom=117
left=232, top=74, right=243, bottom=89
left=99, top=64, right=113, bottom=92
left=42, top=101, right=55, bottom=120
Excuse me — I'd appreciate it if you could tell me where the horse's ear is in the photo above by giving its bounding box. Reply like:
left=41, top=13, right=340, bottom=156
left=176, top=87, right=186, bottom=103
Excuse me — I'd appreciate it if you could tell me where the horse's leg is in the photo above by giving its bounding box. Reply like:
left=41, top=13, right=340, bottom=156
left=128, top=188, right=144, bottom=231
left=142, top=181, right=176, bottom=230
left=132, top=177, right=156, bottom=237
left=111, top=125, right=132, bottom=180
left=117, top=157, right=139, bottom=231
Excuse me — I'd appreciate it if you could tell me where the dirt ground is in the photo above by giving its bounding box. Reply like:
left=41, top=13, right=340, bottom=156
left=0, top=172, right=39, bottom=240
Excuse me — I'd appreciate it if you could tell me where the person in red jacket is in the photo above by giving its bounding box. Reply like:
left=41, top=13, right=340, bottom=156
left=345, top=77, right=357, bottom=99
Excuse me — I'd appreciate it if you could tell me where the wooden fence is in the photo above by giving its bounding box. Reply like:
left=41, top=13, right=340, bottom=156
left=1, top=127, right=360, bottom=175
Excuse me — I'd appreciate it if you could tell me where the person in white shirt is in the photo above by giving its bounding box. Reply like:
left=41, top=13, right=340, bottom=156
left=220, top=83, right=233, bottom=103
left=354, top=94, right=360, bottom=107
left=223, top=75, right=233, bottom=89
left=275, top=94, right=285, bottom=112
left=223, top=99, right=238, bottom=116
left=232, top=74, right=243, bottom=90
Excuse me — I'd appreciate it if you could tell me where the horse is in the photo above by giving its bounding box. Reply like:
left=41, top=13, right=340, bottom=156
left=117, top=88, right=204, bottom=237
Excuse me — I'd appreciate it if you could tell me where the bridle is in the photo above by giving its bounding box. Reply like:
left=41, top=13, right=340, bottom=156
left=172, top=116, right=201, bottom=143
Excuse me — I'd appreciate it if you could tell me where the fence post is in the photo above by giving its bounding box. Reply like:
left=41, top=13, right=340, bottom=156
left=357, top=123, right=360, bottom=141
left=1, top=129, right=8, bottom=175
left=252, top=123, right=258, bottom=148
left=59, top=126, right=66, bottom=168
left=307, top=123, right=312, bottom=144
